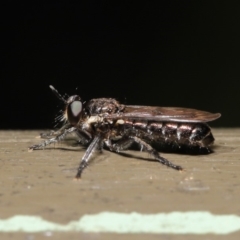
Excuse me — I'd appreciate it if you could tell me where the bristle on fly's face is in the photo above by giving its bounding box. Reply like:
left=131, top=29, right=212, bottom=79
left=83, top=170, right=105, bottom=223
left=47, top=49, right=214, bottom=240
left=53, top=109, right=68, bottom=128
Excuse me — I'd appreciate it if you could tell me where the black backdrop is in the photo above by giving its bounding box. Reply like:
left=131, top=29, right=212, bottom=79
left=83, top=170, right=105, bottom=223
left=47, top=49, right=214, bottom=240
left=1, top=2, right=240, bottom=129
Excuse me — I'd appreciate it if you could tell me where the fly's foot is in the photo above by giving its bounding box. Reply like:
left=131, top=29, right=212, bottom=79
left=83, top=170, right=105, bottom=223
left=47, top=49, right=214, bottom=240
left=75, top=161, right=88, bottom=179
left=28, top=144, right=42, bottom=151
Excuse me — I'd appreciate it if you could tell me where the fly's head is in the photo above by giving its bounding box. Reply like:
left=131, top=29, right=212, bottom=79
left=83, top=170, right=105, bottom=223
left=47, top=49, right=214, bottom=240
left=49, top=85, right=84, bottom=126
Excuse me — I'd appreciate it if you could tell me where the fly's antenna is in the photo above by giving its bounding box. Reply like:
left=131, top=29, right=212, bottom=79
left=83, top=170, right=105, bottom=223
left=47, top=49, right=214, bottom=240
left=49, top=85, right=67, bottom=104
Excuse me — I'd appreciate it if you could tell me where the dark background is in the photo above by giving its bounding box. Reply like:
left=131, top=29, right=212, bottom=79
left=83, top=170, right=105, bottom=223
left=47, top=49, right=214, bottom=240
left=1, top=1, right=240, bottom=129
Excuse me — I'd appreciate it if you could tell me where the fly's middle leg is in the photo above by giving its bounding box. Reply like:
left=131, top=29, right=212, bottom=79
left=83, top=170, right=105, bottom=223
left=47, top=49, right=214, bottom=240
left=105, top=137, right=134, bottom=152
left=75, top=135, right=102, bottom=179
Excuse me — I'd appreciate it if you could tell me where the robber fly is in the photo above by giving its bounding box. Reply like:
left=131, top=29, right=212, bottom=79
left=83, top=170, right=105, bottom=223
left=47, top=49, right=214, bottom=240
left=29, top=86, right=221, bottom=179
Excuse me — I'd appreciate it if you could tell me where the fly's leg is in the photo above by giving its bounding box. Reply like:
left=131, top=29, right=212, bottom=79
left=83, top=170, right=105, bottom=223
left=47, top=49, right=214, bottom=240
left=105, top=138, right=134, bottom=152
left=75, top=135, right=102, bottom=179
left=129, top=136, right=183, bottom=171
left=40, top=130, right=55, bottom=139
left=40, top=124, right=71, bottom=139
left=97, top=140, right=104, bottom=152
left=28, top=127, right=76, bottom=151
left=75, top=130, right=92, bottom=146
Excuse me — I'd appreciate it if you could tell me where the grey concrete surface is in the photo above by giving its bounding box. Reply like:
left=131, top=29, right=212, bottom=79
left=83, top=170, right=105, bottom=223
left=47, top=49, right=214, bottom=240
left=0, top=129, right=240, bottom=239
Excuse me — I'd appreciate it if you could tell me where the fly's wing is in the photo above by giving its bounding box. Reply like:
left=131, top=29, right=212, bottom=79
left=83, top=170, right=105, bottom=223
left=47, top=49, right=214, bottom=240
left=106, top=105, right=221, bottom=123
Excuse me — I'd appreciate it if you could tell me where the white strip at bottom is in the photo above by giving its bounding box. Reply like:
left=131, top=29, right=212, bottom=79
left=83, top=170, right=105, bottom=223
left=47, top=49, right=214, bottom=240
left=0, top=211, right=239, bottom=234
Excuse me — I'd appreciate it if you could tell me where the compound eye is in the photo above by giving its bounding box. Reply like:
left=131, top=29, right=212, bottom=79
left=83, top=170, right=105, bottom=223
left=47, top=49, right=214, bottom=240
left=67, top=101, right=82, bottom=125
left=71, top=101, right=82, bottom=116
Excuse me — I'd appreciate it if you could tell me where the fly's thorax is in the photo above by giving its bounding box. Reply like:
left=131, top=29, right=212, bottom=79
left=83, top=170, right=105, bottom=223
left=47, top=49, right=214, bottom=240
left=80, top=115, right=104, bottom=130
left=86, top=98, right=125, bottom=115
left=86, top=115, right=104, bottom=125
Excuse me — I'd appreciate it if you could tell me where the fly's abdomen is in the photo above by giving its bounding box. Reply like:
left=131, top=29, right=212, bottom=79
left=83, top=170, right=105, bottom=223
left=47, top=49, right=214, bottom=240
left=176, top=123, right=214, bottom=147
left=116, top=119, right=215, bottom=152
left=148, top=122, right=214, bottom=150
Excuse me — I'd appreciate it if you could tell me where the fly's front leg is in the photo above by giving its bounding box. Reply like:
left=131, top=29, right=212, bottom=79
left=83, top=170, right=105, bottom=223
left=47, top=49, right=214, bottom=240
left=29, top=127, right=76, bottom=151
left=40, top=124, right=71, bottom=139
left=75, top=135, right=102, bottom=179
left=40, top=130, right=55, bottom=139
left=129, top=136, right=183, bottom=171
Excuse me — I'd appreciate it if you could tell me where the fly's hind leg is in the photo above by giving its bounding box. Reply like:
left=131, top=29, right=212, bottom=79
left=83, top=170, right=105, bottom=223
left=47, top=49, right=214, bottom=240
left=29, top=127, right=76, bottom=151
left=129, top=136, right=183, bottom=171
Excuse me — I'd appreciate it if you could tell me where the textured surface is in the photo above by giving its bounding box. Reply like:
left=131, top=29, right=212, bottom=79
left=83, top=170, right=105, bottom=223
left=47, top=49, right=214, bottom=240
left=0, top=129, right=240, bottom=239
